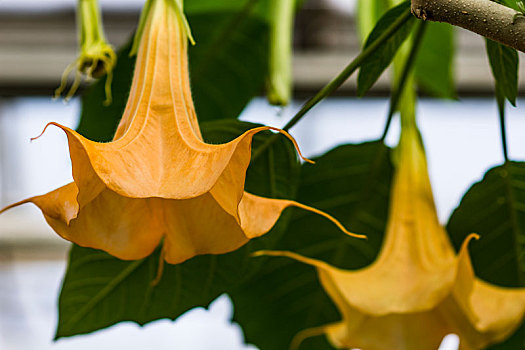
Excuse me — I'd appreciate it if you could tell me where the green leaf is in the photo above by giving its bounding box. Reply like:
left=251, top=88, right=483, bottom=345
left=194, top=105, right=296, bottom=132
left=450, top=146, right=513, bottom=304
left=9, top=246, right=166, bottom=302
left=494, top=0, right=523, bottom=12
left=485, top=38, right=519, bottom=106
left=357, top=1, right=415, bottom=97
left=76, top=11, right=269, bottom=142
left=76, top=40, right=135, bottom=142
left=231, top=141, right=394, bottom=350
left=56, top=120, right=301, bottom=338
left=448, top=162, right=525, bottom=288
left=188, top=13, right=269, bottom=121
left=185, top=0, right=267, bottom=19
left=415, top=22, right=456, bottom=98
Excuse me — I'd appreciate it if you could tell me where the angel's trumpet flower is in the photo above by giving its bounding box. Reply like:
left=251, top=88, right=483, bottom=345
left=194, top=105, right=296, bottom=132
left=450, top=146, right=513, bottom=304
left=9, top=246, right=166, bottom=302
left=1, top=0, right=363, bottom=265
left=55, top=0, right=116, bottom=105
left=257, top=121, right=525, bottom=349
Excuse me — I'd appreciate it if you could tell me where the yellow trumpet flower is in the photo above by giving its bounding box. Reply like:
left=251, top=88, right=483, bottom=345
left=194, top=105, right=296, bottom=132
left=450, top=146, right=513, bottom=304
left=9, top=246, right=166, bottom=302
left=257, top=122, right=525, bottom=349
left=1, top=0, right=363, bottom=265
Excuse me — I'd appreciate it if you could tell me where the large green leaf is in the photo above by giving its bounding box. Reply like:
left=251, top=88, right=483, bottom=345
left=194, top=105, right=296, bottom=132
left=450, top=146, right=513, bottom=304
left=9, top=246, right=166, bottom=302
left=76, top=11, right=269, bottom=141
left=75, top=40, right=135, bottom=142
left=447, top=162, right=525, bottom=348
left=448, top=162, right=525, bottom=287
left=55, top=120, right=301, bottom=338
left=415, top=22, right=456, bottom=99
left=231, top=141, right=394, bottom=350
left=188, top=13, right=268, bottom=121
left=357, top=1, right=415, bottom=97
left=485, top=38, right=519, bottom=106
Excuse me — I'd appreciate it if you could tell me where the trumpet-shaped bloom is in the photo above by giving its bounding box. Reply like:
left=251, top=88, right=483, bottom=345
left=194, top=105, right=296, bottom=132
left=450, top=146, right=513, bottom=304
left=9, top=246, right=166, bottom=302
left=1, top=0, right=363, bottom=264
left=257, top=123, right=525, bottom=349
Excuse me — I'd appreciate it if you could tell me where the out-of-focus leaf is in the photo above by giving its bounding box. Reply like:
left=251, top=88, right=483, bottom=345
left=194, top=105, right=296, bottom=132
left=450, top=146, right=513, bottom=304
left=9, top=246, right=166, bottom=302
left=356, top=0, right=388, bottom=42
left=231, top=141, right=394, bottom=350
left=485, top=38, right=519, bottom=106
left=357, top=1, right=415, bottom=97
left=448, top=162, right=525, bottom=287
left=75, top=40, right=135, bottom=142
left=415, top=22, right=456, bottom=98
left=189, top=13, right=268, bottom=121
left=76, top=11, right=269, bottom=141
left=185, top=0, right=267, bottom=20
left=55, top=120, right=301, bottom=338
left=495, top=0, right=522, bottom=12
left=448, top=162, right=525, bottom=348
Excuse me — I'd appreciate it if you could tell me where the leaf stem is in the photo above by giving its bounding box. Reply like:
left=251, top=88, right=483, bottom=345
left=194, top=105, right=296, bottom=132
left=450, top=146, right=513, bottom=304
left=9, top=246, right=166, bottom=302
left=252, top=8, right=413, bottom=161
left=380, top=20, right=427, bottom=141
left=497, top=86, right=510, bottom=162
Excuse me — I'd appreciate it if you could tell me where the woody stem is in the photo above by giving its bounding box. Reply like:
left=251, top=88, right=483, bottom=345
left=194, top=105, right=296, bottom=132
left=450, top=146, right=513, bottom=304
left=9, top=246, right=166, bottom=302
left=411, top=0, right=525, bottom=53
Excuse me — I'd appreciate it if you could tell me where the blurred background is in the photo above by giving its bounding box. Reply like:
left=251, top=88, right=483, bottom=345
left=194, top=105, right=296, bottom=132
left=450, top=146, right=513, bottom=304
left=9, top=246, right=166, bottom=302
left=1, top=0, right=525, bottom=349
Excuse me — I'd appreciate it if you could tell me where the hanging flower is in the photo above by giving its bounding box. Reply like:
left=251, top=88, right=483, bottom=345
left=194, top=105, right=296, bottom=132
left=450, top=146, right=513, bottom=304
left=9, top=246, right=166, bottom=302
left=256, top=122, right=525, bottom=349
left=55, top=0, right=116, bottom=105
left=1, top=0, right=363, bottom=265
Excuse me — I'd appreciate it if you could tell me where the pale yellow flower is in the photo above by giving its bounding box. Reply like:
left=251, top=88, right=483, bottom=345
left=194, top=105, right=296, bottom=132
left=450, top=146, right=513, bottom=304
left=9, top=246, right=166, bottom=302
left=1, top=0, right=363, bottom=265
left=257, top=123, right=525, bottom=350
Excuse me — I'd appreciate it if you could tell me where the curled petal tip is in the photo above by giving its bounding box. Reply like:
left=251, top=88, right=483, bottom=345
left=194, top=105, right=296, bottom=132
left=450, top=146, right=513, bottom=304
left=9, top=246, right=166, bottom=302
left=251, top=250, right=293, bottom=259
left=293, top=201, right=366, bottom=239
left=469, top=232, right=481, bottom=241
left=265, top=126, right=313, bottom=163
left=0, top=198, right=32, bottom=215
left=251, top=250, right=268, bottom=258
left=290, top=325, right=333, bottom=350
left=353, top=232, right=368, bottom=240
left=30, top=122, right=61, bottom=142
left=463, top=232, right=480, bottom=246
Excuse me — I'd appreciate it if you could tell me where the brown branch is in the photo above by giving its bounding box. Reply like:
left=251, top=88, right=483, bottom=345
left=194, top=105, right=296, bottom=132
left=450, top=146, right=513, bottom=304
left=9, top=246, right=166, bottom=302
left=411, top=0, right=525, bottom=53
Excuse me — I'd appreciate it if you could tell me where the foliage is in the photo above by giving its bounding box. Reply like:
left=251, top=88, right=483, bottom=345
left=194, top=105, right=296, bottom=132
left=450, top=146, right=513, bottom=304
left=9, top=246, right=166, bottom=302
left=13, top=0, right=525, bottom=348
left=485, top=38, right=519, bottom=106
left=357, top=1, right=416, bottom=96
left=56, top=119, right=301, bottom=337
left=231, top=141, right=393, bottom=350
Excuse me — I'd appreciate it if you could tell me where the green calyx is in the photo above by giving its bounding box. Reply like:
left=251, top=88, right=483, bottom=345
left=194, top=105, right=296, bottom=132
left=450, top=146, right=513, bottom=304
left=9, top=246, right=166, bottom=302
left=55, top=0, right=116, bottom=105
left=130, top=0, right=195, bottom=58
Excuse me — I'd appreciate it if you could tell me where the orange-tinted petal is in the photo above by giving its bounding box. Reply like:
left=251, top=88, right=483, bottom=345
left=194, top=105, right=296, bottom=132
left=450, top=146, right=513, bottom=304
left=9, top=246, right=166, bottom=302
left=11, top=183, right=164, bottom=260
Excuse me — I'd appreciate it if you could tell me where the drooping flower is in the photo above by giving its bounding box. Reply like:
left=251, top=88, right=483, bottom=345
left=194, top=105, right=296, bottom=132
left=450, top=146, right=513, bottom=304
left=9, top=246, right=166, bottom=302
left=1, top=0, right=363, bottom=265
left=55, top=0, right=116, bottom=105
left=256, top=120, right=525, bottom=349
